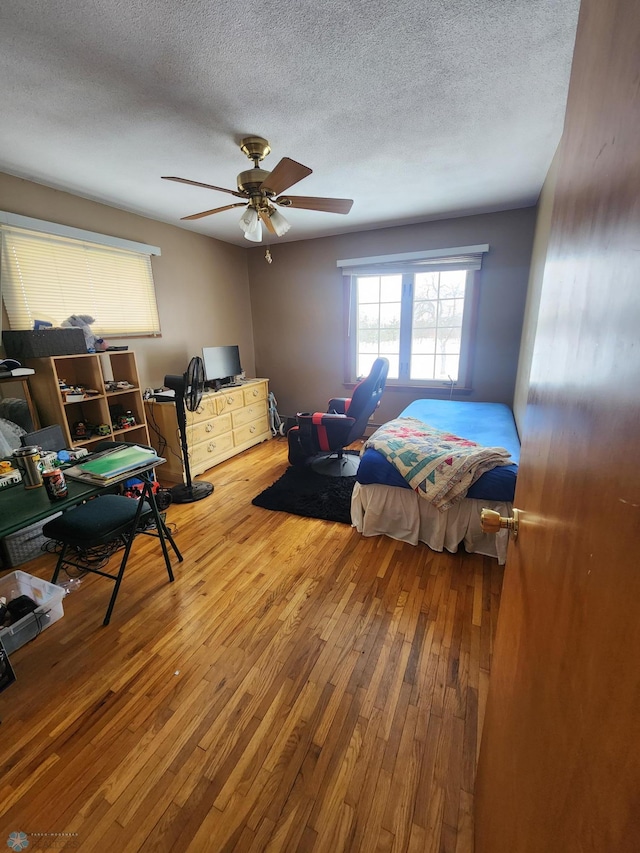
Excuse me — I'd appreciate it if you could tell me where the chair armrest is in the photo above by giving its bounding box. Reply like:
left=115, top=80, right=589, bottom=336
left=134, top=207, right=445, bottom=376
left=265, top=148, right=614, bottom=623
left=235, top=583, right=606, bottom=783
left=327, top=397, right=351, bottom=415
left=296, top=411, right=354, bottom=425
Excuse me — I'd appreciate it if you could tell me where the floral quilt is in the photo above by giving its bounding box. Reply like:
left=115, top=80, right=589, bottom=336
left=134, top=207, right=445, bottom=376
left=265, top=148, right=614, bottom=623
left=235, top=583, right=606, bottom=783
left=363, top=417, right=512, bottom=511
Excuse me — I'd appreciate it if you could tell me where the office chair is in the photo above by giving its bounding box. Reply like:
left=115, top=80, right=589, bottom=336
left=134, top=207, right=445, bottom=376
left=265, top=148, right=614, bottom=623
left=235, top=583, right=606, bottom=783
left=287, top=357, right=389, bottom=476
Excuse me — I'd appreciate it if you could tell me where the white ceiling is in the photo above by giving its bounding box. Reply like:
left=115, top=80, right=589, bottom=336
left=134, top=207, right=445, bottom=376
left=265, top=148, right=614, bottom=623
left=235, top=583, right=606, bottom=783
left=0, top=0, right=580, bottom=248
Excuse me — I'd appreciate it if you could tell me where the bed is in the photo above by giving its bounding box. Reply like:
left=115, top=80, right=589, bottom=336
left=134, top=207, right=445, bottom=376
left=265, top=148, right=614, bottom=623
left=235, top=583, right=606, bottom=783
left=350, top=399, right=520, bottom=564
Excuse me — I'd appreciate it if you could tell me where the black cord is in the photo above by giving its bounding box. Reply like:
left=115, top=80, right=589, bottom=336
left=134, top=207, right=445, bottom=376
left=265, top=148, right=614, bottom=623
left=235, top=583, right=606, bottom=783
left=47, top=537, right=125, bottom=574
left=145, top=408, right=168, bottom=457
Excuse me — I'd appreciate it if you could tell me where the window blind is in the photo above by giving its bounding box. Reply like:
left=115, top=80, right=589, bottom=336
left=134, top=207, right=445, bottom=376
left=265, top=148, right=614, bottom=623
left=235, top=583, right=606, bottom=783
left=1, top=223, right=161, bottom=337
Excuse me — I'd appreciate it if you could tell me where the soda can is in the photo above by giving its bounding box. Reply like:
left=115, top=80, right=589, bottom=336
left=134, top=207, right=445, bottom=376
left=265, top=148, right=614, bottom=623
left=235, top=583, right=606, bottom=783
left=43, top=468, right=69, bottom=500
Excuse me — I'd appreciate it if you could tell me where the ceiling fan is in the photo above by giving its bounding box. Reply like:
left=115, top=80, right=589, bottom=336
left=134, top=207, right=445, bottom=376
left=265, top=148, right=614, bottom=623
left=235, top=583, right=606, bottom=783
left=162, top=136, right=353, bottom=242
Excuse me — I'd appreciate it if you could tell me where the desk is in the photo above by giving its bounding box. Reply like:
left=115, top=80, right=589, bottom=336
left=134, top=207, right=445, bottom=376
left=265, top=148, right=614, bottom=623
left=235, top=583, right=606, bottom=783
left=0, top=460, right=183, bottom=615
left=0, top=478, right=101, bottom=540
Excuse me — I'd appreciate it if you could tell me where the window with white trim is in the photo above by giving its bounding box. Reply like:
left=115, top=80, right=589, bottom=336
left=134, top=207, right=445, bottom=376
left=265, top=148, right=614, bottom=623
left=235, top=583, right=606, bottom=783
left=1, top=212, right=161, bottom=337
left=338, top=245, right=488, bottom=388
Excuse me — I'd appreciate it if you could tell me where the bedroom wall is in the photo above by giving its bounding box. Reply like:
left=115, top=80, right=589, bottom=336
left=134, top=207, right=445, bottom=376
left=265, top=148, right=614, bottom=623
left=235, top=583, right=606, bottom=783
left=0, top=173, right=254, bottom=391
left=247, top=208, right=536, bottom=427
left=512, top=147, right=561, bottom=435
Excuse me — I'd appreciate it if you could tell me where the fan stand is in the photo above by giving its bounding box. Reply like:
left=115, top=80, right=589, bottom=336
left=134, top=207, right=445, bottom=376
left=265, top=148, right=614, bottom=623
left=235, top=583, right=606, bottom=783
left=165, top=368, right=214, bottom=504
left=170, top=393, right=214, bottom=503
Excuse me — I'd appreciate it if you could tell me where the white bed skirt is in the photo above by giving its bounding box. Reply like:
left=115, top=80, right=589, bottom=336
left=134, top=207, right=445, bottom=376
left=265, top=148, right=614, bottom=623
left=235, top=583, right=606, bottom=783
left=351, top=482, right=512, bottom=564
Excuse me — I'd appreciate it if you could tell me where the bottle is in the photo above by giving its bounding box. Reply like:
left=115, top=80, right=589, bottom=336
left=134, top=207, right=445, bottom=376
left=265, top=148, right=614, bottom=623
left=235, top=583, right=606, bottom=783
left=13, top=446, right=43, bottom=489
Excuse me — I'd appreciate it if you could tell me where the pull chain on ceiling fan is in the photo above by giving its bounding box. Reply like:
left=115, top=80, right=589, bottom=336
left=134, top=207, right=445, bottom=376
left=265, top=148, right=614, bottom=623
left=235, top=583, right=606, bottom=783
left=162, top=136, right=353, bottom=242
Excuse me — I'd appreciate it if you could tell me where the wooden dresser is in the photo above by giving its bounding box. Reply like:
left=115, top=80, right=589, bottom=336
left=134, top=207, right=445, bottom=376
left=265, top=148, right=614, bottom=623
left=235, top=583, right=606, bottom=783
left=144, top=378, right=271, bottom=484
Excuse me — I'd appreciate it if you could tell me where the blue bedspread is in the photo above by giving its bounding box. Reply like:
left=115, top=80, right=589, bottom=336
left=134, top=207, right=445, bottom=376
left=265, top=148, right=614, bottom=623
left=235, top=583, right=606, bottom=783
left=357, top=400, right=520, bottom=502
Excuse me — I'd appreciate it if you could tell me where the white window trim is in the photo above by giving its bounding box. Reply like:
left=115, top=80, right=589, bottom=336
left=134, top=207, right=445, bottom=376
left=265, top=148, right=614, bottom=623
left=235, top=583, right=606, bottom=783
left=341, top=245, right=489, bottom=390
left=337, top=244, right=489, bottom=272
left=0, top=211, right=161, bottom=257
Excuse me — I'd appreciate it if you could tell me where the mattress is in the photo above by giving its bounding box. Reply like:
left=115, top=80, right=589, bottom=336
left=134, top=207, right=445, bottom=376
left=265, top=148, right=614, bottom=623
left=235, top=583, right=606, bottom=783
left=357, top=399, right=520, bottom=502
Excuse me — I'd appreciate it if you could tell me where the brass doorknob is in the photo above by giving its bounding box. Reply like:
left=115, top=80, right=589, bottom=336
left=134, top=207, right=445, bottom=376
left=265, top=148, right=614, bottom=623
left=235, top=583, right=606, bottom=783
left=481, top=508, right=520, bottom=538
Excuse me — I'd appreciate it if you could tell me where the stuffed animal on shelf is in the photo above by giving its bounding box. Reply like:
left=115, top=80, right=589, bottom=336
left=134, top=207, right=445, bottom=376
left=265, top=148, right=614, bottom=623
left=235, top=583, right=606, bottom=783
left=60, top=314, right=106, bottom=353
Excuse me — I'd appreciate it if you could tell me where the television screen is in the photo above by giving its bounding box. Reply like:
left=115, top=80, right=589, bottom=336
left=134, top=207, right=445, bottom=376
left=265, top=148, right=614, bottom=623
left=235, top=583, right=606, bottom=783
left=202, top=345, right=242, bottom=386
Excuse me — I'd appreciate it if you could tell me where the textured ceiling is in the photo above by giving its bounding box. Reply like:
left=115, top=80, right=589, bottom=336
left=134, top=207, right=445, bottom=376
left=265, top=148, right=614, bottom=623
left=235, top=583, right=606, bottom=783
left=0, top=0, right=580, bottom=247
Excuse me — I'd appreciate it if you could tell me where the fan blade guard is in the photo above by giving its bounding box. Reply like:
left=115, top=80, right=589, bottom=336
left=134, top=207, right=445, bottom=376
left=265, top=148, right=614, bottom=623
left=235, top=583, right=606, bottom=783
left=185, top=357, right=205, bottom=412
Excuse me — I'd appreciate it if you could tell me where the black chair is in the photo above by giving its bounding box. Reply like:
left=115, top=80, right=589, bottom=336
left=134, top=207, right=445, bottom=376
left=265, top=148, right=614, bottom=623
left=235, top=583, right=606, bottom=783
left=287, top=357, right=389, bottom=476
left=43, top=441, right=182, bottom=625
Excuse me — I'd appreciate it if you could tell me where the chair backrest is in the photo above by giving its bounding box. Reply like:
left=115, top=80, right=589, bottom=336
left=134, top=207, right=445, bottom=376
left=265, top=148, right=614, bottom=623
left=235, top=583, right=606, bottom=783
left=345, top=357, right=389, bottom=443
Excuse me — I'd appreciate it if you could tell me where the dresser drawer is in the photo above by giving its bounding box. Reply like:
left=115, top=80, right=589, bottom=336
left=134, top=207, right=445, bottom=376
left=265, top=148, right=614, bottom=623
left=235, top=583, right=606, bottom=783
left=190, top=431, right=235, bottom=468
left=186, top=395, right=217, bottom=425
left=214, top=389, right=245, bottom=415
left=232, top=400, right=267, bottom=429
left=243, top=383, right=267, bottom=407
left=233, top=415, right=270, bottom=446
left=186, top=412, right=232, bottom=445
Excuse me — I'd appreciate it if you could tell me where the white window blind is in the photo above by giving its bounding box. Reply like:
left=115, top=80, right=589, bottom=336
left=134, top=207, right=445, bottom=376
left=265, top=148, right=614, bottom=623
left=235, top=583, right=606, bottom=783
left=1, top=218, right=161, bottom=337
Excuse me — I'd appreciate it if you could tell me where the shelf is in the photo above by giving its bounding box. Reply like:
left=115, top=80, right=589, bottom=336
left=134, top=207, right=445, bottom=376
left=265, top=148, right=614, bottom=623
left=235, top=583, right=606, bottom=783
left=63, top=394, right=105, bottom=405
left=112, top=425, right=146, bottom=439
left=106, top=389, right=140, bottom=398
left=74, top=434, right=113, bottom=448
left=25, top=351, right=150, bottom=451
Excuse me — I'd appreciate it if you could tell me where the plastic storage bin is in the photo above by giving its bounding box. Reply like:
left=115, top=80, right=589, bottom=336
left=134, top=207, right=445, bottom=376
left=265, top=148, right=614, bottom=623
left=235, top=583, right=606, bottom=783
left=0, top=570, right=65, bottom=654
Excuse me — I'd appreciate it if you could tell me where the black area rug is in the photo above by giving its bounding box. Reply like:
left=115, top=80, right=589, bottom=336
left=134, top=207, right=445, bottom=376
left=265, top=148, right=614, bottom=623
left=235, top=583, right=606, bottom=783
left=252, top=464, right=356, bottom=524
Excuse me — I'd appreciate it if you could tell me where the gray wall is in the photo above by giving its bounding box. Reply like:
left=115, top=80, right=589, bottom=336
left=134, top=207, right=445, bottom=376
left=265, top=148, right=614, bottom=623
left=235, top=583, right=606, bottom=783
left=248, top=209, right=536, bottom=427
left=513, top=149, right=560, bottom=435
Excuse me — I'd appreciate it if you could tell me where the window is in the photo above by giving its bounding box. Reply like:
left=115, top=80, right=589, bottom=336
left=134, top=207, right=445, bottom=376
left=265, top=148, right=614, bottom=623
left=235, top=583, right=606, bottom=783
left=339, top=245, right=489, bottom=389
left=1, top=212, right=161, bottom=337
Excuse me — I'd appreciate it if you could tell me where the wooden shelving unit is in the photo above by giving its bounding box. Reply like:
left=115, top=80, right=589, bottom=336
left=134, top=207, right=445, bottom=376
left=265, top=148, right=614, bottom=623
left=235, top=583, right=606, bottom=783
left=26, top=351, right=150, bottom=449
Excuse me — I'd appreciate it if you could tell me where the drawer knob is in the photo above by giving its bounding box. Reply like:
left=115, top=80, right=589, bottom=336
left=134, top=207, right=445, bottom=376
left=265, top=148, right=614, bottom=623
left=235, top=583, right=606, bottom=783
left=252, top=389, right=259, bottom=397
left=196, top=405, right=204, bottom=414
left=208, top=442, right=216, bottom=452
left=249, top=425, right=256, bottom=434
left=205, top=423, right=214, bottom=432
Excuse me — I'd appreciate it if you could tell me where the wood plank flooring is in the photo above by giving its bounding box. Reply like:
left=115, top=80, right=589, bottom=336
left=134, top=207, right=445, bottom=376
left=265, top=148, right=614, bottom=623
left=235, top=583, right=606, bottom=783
left=0, top=438, right=503, bottom=852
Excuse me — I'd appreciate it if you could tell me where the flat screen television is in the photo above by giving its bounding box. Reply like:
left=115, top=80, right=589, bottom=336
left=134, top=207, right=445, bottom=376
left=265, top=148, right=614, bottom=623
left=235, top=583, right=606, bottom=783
left=202, top=345, right=242, bottom=388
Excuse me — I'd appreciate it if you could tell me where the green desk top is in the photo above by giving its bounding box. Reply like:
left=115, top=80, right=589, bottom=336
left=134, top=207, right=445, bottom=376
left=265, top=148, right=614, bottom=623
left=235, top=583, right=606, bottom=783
left=0, top=478, right=102, bottom=539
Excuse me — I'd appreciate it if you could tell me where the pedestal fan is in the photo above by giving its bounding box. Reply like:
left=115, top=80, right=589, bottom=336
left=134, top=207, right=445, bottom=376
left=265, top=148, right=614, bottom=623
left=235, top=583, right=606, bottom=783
left=164, top=356, right=214, bottom=503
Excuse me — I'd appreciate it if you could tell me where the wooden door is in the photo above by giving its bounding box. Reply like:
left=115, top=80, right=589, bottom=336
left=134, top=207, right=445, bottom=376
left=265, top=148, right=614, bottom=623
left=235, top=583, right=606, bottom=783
left=475, top=1, right=640, bottom=850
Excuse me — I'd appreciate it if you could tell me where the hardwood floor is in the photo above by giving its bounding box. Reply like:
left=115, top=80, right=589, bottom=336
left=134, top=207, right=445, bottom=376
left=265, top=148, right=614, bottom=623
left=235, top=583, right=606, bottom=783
left=0, top=438, right=503, bottom=852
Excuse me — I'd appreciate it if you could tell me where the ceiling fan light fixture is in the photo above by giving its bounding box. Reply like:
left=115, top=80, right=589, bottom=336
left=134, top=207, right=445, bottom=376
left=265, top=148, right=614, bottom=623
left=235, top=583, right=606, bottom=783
left=268, top=208, right=291, bottom=237
left=239, top=206, right=262, bottom=242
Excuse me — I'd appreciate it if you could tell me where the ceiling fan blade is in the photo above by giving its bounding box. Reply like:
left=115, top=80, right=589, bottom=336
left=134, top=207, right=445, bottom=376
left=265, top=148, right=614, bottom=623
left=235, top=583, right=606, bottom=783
left=162, top=176, right=246, bottom=199
left=260, top=158, right=312, bottom=196
left=181, top=203, right=247, bottom=221
left=275, top=195, right=354, bottom=214
left=258, top=209, right=277, bottom=234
